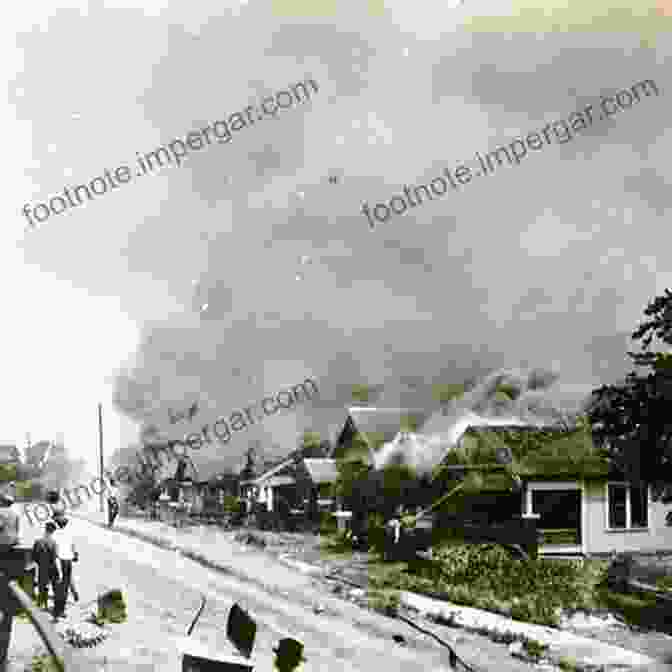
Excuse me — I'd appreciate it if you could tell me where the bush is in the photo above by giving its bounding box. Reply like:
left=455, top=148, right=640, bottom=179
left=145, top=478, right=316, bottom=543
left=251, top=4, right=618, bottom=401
left=221, top=495, right=241, bottom=513
left=96, top=589, right=127, bottom=624
left=522, top=637, right=548, bottom=661
left=366, top=512, right=387, bottom=553
left=656, top=575, right=672, bottom=592
left=29, top=655, right=63, bottom=672
left=389, top=543, right=599, bottom=626
left=318, top=511, right=337, bottom=535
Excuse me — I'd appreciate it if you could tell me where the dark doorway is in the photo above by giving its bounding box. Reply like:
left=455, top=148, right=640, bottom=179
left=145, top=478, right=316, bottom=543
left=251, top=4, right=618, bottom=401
left=532, top=489, right=581, bottom=545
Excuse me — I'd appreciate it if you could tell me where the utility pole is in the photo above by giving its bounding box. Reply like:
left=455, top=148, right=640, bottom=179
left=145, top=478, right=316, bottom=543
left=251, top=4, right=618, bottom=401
left=98, top=403, right=104, bottom=514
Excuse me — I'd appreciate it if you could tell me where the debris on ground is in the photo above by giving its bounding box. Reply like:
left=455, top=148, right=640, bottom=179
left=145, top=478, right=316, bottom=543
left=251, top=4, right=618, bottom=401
left=55, top=622, right=109, bottom=648
left=234, top=531, right=267, bottom=548
left=94, top=589, right=127, bottom=624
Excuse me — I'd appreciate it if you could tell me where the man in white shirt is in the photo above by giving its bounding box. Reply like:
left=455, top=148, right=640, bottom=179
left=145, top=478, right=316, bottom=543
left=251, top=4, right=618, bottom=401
left=52, top=514, right=77, bottom=619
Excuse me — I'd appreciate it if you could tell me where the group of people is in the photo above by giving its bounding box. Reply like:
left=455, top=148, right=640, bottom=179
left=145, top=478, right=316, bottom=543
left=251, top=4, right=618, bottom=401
left=32, top=511, right=78, bottom=618
left=31, top=491, right=80, bottom=620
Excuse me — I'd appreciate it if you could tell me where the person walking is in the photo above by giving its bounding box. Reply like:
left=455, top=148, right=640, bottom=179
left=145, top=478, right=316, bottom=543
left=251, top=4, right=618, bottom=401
left=68, top=556, right=79, bottom=602
left=0, top=492, right=20, bottom=548
left=46, top=490, right=66, bottom=518
left=384, top=505, right=403, bottom=562
left=52, top=514, right=76, bottom=619
left=32, top=521, right=60, bottom=610
left=107, top=480, right=120, bottom=528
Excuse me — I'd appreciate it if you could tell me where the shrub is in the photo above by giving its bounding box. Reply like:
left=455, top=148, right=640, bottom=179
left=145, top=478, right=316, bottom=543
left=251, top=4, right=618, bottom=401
left=656, top=575, right=672, bottom=592
left=368, top=590, right=400, bottom=615
left=402, top=543, right=600, bottom=626
left=221, top=494, right=240, bottom=513
left=318, top=512, right=337, bottom=535
left=559, top=657, right=580, bottom=672
left=29, top=655, right=63, bottom=672
left=96, top=589, right=127, bottom=624
left=522, top=637, right=548, bottom=661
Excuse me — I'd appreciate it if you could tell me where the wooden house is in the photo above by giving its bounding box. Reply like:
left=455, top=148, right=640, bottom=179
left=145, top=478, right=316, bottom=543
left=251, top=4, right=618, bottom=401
left=427, top=422, right=672, bottom=557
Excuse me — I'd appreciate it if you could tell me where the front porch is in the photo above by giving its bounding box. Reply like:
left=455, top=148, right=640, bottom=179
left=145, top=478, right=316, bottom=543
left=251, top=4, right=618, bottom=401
left=523, top=481, right=584, bottom=557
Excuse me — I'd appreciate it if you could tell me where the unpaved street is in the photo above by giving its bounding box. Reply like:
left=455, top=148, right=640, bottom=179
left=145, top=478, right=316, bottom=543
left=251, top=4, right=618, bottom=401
left=11, top=517, right=539, bottom=672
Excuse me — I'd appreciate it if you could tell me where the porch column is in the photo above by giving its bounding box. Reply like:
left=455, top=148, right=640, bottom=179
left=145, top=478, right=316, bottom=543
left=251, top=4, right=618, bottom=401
left=522, top=483, right=532, bottom=516
left=267, top=486, right=274, bottom=512
left=520, top=513, right=541, bottom=560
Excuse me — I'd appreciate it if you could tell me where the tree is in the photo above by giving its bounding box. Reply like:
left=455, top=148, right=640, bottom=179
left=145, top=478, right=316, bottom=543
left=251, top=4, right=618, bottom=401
left=586, top=289, right=672, bottom=501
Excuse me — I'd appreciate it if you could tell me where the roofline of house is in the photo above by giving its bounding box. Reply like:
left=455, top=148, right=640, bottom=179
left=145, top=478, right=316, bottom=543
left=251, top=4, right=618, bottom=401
left=247, top=457, right=296, bottom=484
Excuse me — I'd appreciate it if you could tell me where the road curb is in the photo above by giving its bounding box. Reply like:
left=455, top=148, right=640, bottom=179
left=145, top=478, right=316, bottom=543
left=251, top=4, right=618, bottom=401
left=71, top=514, right=665, bottom=671
left=398, top=591, right=655, bottom=672
left=277, top=554, right=326, bottom=576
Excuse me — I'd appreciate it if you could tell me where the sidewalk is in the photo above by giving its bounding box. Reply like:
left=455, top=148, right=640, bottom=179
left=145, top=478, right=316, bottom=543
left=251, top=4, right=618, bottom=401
left=73, top=512, right=665, bottom=672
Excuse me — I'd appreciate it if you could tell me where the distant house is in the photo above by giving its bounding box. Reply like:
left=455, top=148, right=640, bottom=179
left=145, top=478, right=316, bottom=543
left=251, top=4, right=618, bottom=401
left=242, top=448, right=338, bottom=517
left=0, top=444, right=21, bottom=466
left=155, top=453, right=240, bottom=514
left=429, top=423, right=672, bottom=557
left=25, top=440, right=51, bottom=469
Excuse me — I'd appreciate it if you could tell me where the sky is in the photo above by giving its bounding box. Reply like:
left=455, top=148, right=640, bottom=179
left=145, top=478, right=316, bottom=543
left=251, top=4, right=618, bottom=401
left=5, top=0, right=671, bottom=476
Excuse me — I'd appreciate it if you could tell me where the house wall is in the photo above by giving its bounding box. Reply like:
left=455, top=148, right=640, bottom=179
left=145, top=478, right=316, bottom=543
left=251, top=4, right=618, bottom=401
left=584, top=479, right=672, bottom=555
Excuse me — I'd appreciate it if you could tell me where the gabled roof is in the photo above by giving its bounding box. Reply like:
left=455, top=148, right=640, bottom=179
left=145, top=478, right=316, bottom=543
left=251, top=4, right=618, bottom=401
left=439, top=424, right=610, bottom=479
left=189, top=455, right=240, bottom=483
left=246, top=457, right=296, bottom=485
left=303, top=458, right=338, bottom=484
left=333, top=407, right=431, bottom=461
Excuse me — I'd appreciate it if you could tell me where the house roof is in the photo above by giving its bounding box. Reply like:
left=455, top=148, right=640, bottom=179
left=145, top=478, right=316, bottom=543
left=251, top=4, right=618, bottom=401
left=437, top=424, right=610, bottom=481
left=303, top=458, right=338, bottom=484
left=333, top=407, right=431, bottom=461
left=247, top=457, right=296, bottom=485
left=189, top=455, right=240, bottom=483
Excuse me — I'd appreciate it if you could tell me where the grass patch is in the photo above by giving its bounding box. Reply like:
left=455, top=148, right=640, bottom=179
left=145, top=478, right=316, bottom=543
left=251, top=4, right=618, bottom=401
left=319, top=531, right=357, bottom=556
left=28, top=655, right=62, bottom=672
left=558, top=656, right=580, bottom=671
left=656, top=575, right=672, bottom=592
left=522, top=637, right=548, bottom=661
left=366, top=543, right=610, bottom=627
left=366, top=589, right=400, bottom=615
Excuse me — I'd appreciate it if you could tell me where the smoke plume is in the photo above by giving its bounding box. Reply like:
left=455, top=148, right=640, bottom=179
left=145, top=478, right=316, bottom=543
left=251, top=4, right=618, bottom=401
left=373, top=367, right=577, bottom=476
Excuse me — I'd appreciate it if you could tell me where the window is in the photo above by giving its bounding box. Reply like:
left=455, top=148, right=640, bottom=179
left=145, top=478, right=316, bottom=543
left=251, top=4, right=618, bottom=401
left=607, top=482, right=649, bottom=529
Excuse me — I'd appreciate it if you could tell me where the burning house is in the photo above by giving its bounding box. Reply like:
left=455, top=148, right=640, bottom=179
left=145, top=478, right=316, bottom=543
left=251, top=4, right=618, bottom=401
left=369, top=369, right=672, bottom=557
